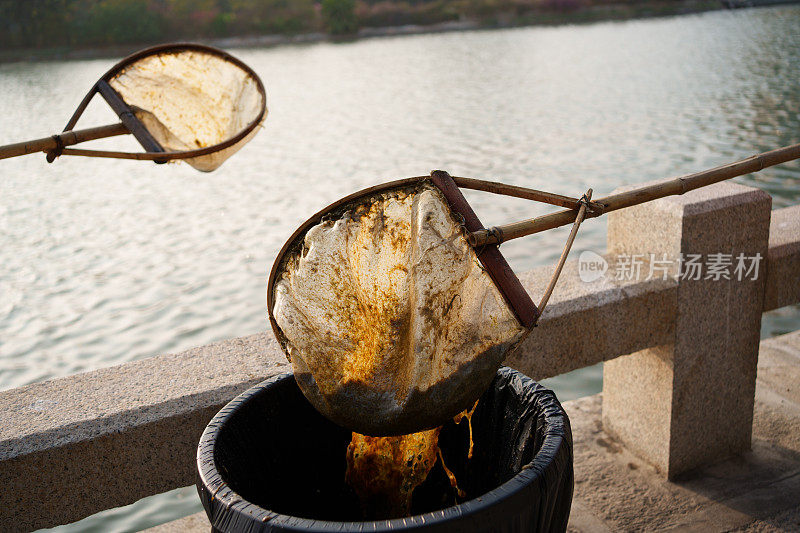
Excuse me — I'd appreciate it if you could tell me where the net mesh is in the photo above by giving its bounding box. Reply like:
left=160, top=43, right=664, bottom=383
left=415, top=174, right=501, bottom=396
left=108, top=49, right=264, bottom=172
left=272, top=183, right=527, bottom=435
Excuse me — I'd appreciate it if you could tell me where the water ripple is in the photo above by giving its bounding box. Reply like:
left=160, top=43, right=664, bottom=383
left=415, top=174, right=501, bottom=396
left=1, top=7, right=799, bottom=395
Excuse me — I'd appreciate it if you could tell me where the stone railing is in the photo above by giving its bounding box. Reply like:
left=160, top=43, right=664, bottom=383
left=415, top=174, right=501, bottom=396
left=1, top=182, right=798, bottom=531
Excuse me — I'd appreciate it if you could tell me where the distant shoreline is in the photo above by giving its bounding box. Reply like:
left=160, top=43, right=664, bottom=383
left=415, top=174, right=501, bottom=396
left=0, top=0, right=790, bottom=64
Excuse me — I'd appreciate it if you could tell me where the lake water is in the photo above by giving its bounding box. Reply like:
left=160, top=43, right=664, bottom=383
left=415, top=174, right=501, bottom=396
left=2, top=5, right=799, bottom=531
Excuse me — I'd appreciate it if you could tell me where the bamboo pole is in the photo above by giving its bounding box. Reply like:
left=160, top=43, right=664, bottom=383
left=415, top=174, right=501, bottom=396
left=468, top=142, right=800, bottom=247
left=0, top=123, right=129, bottom=161
left=452, top=176, right=586, bottom=210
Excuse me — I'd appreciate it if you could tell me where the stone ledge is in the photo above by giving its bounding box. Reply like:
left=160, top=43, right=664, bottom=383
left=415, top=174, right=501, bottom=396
left=512, top=260, right=676, bottom=379
left=149, top=331, right=800, bottom=533
left=0, top=333, right=289, bottom=532
left=1, top=333, right=287, bottom=460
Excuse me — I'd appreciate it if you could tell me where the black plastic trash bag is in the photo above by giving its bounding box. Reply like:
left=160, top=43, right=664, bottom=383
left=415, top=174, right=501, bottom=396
left=196, top=367, right=574, bottom=532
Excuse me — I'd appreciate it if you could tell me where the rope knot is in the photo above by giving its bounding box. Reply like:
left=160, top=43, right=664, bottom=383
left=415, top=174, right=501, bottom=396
left=45, top=134, right=66, bottom=163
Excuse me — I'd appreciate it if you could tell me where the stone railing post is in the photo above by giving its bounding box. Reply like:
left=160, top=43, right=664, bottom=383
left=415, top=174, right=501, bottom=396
left=602, top=182, right=771, bottom=479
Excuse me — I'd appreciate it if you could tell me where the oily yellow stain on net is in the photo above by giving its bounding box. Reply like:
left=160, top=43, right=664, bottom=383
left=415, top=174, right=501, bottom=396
left=272, top=184, right=525, bottom=434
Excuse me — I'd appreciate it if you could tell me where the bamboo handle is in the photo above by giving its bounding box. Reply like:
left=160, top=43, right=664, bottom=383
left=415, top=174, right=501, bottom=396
left=469, top=142, right=800, bottom=246
left=0, top=123, right=129, bottom=161
left=451, top=176, right=586, bottom=209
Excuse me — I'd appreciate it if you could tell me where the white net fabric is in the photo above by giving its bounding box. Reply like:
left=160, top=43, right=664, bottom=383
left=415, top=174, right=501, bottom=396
left=108, top=49, right=265, bottom=172
left=272, top=184, right=527, bottom=435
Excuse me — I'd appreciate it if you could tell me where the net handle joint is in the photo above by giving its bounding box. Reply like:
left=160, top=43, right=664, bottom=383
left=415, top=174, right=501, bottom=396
left=430, top=170, right=540, bottom=329
left=45, top=134, right=66, bottom=162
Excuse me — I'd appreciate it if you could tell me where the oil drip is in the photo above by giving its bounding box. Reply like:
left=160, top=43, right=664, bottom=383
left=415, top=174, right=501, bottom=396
left=345, top=400, right=480, bottom=518
left=345, top=428, right=440, bottom=518
left=453, top=398, right=479, bottom=460
left=437, top=448, right=466, bottom=498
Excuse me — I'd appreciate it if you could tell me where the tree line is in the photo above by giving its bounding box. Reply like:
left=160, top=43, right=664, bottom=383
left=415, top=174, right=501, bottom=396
left=1, top=0, right=319, bottom=49
left=0, top=0, right=691, bottom=50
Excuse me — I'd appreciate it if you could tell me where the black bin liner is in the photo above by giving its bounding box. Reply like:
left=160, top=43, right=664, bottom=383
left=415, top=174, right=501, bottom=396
left=197, top=367, right=573, bottom=532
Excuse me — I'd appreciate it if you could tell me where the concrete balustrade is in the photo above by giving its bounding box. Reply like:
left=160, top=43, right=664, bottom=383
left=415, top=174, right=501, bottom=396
left=1, top=335, right=289, bottom=531
left=1, top=185, right=798, bottom=531
left=764, top=205, right=800, bottom=311
left=604, top=182, right=772, bottom=479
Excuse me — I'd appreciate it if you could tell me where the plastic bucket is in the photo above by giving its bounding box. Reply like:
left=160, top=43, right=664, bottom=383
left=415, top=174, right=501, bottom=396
left=196, top=367, right=573, bottom=532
